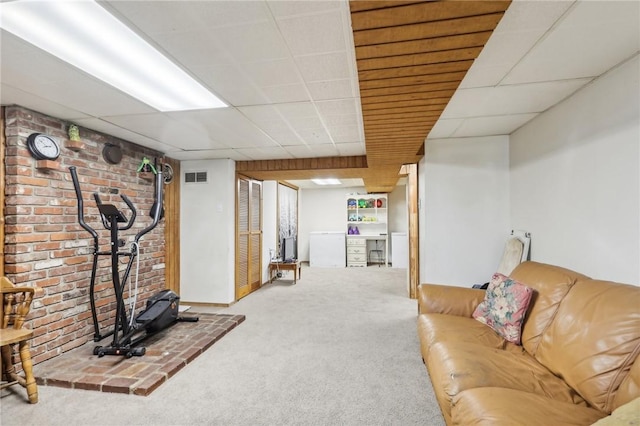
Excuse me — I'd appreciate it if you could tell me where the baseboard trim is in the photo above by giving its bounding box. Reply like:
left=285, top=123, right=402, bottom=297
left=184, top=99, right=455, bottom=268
left=181, top=300, right=235, bottom=308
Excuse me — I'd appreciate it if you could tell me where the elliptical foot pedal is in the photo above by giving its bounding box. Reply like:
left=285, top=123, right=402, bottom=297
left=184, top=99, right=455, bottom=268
left=177, top=316, right=199, bottom=323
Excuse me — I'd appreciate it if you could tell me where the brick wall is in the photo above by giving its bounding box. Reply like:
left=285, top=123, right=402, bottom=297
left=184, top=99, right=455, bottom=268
left=3, top=105, right=167, bottom=365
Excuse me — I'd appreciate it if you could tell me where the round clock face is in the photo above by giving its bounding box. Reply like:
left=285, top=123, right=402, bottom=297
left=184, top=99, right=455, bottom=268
left=27, top=133, right=60, bottom=160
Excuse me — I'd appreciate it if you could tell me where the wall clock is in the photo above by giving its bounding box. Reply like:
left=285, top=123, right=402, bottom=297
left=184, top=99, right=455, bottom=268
left=27, top=133, right=60, bottom=160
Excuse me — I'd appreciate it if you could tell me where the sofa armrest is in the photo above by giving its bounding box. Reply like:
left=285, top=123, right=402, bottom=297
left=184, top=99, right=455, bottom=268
left=417, top=283, right=486, bottom=317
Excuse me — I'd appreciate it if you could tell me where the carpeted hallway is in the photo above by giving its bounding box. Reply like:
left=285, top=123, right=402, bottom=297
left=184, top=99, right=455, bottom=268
left=1, top=265, right=444, bottom=426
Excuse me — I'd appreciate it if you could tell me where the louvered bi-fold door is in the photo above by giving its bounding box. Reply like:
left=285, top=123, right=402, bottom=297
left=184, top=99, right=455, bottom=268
left=236, top=177, right=262, bottom=300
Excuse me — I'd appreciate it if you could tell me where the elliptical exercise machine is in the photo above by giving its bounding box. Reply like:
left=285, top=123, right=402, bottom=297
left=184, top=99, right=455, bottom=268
left=69, top=165, right=197, bottom=358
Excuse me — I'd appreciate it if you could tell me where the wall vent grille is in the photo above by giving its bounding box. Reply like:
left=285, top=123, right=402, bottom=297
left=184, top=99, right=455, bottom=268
left=185, top=171, right=207, bottom=184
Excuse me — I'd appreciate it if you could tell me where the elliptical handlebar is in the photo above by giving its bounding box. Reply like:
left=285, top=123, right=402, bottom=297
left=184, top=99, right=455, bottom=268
left=69, top=164, right=162, bottom=240
left=69, top=166, right=99, bottom=243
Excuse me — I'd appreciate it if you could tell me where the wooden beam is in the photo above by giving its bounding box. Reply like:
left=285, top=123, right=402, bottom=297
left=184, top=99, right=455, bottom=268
left=357, top=47, right=483, bottom=70
left=359, top=71, right=468, bottom=90
left=353, top=13, right=506, bottom=46
left=350, top=1, right=510, bottom=31
left=356, top=31, right=493, bottom=60
left=358, top=60, right=473, bottom=81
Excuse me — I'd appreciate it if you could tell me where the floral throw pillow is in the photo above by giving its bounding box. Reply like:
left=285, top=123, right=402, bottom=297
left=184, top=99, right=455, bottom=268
left=472, top=273, right=534, bottom=344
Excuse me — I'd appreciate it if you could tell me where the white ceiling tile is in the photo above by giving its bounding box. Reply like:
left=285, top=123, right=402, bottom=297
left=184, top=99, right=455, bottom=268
left=213, top=21, right=289, bottom=63
left=1, top=84, right=90, bottom=121
left=297, top=128, right=333, bottom=145
left=442, top=78, right=592, bottom=119
left=295, top=52, right=351, bottom=82
left=283, top=145, right=313, bottom=158
left=315, top=99, right=358, bottom=117
left=167, top=149, right=251, bottom=162
left=459, top=31, right=545, bottom=88
left=452, top=113, right=539, bottom=137
left=277, top=10, right=346, bottom=56
left=150, top=30, right=234, bottom=68
left=236, top=146, right=293, bottom=160
left=301, top=143, right=339, bottom=157
left=427, top=119, right=464, bottom=139
left=335, top=142, right=366, bottom=156
left=192, top=64, right=268, bottom=106
left=327, top=125, right=361, bottom=143
left=243, top=58, right=302, bottom=87
left=104, top=113, right=228, bottom=150
left=275, top=102, right=317, bottom=119
left=268, top=1, right=340, bottom=18
left=307, top=79, right=355, bottom=100
left=105, top=1, right=207, bottom=34
left=493, top=0, right=574, bottom=34
left=72, top=117, right=177, bottom=152
left=168, top=109, right=278, bottom=149
left=262, top=84, right=310, bottom=104
left=266, top=130, right=306, bottom=146
left=504, top=1, right=640, bottom=84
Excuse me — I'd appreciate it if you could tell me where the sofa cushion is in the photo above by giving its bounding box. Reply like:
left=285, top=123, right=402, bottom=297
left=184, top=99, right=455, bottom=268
left=535, top=279, right=640, bottom=413
left=418, top=314, right=507, bottom=361
left=426, top=341, right=587, bottom=422
left=509, top=262, right=588, bottom=356
left=451, top=387, right=606, bottom=426
left=472, top=273, right=533, bottom=344
left=612, top=357, right=640, bottom=411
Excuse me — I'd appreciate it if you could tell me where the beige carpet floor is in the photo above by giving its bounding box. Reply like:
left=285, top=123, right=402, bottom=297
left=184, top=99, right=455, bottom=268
left=0, top=265, right=444, bottom=426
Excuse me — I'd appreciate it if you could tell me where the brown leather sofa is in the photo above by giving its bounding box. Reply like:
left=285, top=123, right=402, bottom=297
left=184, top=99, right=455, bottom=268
left=417, top=261, right=640, bottom=426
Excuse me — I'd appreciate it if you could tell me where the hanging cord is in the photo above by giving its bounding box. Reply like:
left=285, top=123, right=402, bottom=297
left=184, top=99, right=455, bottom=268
left=128, top=241, right=141, bottom=327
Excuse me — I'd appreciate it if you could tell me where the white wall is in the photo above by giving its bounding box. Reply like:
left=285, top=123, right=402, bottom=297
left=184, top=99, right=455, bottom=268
left=510, top=55, right=640, bottom=285
left=262, top=181, right=278, bottom=282
left=421, top=136, right=511, bottom=286
left=298, top=185, right=407, bottom=262
left=299, top=186, right=355, bottom=262
left=388, top=185, right=408, bottom=233
left=180, top=159, right=236, bottom=304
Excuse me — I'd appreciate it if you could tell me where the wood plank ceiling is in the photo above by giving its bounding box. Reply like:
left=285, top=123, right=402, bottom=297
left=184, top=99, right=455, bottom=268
left=237, top=0, right=510, bottom=193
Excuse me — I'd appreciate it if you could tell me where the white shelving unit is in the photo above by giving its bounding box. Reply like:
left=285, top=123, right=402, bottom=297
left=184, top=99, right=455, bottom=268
left=346, top=194, right=388, bottom=267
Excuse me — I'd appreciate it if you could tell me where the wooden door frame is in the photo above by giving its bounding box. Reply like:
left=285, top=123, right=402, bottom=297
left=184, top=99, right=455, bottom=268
left=163, top=158, right=180, bottom=294
left=235, top=174, right=263, bottom=300
left=1, top=106, right=5, bottom=277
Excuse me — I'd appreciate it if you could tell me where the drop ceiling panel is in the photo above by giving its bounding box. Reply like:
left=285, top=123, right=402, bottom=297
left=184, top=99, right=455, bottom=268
left=452, top=113, right=538, bottom=137
left=212, top=21, right=290, bottom=63
left=306, top=79, right=355, bottom=100
left=277, top=10, right=347, bottom=56
left=442, top=78, right=592, bottom=119
left=106, top=1, right=271, bottom=34
left=0, top=84, right=89, bottom=121
left=191, top=64, right=268, bottom=106
left=168, top=109, right=278, bottom=149
left=283, top=145, right=313, bottom=158
left=236, top=146, right=293, bottom=160
left=427, top=118, right=464, bottom=139
left=103, top=113, right=228, bottom=151
left=72, top=117, right=178, bottom=153
left=503, top=1, right=640, bottom=84
left=261, top=84, right=310, bottom=104
left=243, top=58, right=303, bottom=88
left=268, top=1, right=341, bottom=19
left=150, top=30, right=235, bottom=68
left=295, top=52, right=352, bottom=82
left=168, top=149, right=251, bottom=162
left=336, top=142, right=366, bottom=156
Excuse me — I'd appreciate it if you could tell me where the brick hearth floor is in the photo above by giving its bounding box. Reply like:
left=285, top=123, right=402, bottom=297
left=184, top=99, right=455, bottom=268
left=35, top=313, right=245, bottom=396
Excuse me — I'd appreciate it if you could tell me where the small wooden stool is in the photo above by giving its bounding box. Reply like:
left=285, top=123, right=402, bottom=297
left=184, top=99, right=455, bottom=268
left=269, top=261, right=301, bottom=284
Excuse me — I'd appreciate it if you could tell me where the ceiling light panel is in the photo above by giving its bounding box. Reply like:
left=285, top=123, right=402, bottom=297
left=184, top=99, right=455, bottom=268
left=0, top=0, right=227, bottom=112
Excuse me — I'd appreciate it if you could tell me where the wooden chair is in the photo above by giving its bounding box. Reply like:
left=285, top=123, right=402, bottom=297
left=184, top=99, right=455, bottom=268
left=0, top=276, right=38, bottom=403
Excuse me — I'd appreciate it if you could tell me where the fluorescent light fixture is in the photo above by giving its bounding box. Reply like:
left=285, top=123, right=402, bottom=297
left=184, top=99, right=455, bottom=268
left=312, top=178, right=342, bottom=186
left=0, top=0, right=227, bottom=112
